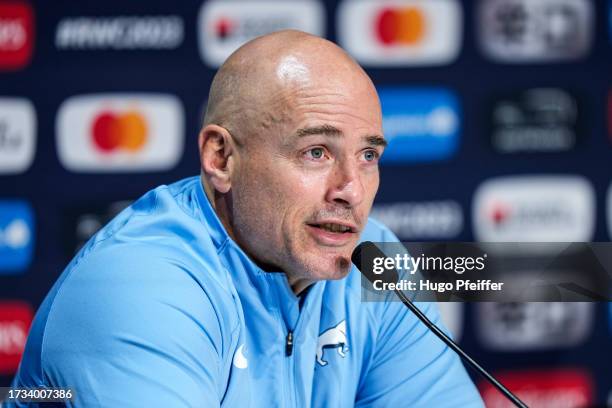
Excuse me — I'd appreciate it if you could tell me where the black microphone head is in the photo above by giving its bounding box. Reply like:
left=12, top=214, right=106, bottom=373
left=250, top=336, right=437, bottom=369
left=352, top=241, right=399, bottom=285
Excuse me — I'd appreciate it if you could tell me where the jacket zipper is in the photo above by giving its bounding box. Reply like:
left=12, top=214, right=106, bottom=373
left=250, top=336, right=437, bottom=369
left=285, top=331, right=294, bottom=356
left=285, top=328, right=297, bottom=407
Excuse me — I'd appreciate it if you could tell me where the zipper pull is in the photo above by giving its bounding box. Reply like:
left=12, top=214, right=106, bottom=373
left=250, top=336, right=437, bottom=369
left=285, top=330, right=294, bottom=356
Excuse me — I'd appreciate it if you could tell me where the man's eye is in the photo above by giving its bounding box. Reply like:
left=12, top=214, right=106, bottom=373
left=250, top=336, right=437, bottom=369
left=306, top=147, right=326, bottom=160
left=363, top=150, right=379, bottom=162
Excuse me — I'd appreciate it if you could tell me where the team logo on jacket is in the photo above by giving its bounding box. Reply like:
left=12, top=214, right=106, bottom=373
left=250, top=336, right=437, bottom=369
left=316, top=320, right=348, bottom=366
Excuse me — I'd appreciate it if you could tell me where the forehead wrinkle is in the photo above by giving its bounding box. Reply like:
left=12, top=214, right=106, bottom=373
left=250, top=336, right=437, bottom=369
left=296, top=104, right=381, bottom=131
left=291, top=88, right=356, bottom=110
left=291, top=89, right=380, bottom=119
left=293, top=89, right=350, bottom=100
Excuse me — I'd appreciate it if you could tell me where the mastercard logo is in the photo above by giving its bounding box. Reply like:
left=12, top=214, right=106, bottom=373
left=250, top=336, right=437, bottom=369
left=375, top=7, right=426, bottom=46
left=58, top=94, right=183, bottom=172
left=91, top=110, right=148, bottom=153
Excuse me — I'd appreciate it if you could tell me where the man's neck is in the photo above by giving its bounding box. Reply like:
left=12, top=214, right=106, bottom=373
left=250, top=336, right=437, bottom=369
left=288, top=277, right=314, bottom=296
left=248, top=258, right=314, bottom=296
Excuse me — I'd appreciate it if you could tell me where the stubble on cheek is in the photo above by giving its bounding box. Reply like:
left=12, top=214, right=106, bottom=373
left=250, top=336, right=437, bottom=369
left=237, top=164, right=298, bottom=267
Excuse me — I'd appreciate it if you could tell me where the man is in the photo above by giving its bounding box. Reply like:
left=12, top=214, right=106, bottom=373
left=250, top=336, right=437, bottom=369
left=7, top=31, right=483, bottom=407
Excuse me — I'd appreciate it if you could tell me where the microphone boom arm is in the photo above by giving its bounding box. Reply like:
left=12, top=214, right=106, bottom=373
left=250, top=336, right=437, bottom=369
left=392, top=288, right=528, bottom=408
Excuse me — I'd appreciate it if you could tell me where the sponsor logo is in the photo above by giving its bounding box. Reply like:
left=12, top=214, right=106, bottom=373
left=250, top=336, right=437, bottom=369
left=55, top=16, right=184, bottom=50
left=0, top=97, right=35, bottom=174
left=476, top=302, right=593, bottom=350
left=0, top=301, right=33, bottom=374
left=490, top=88, right=578, bottom=154
left=338, top=0, right=462, bottom=66
left=378, top=88, right=460, bottom=163
left=479, top=369, right=593, bottom=407
left=198, top=0, right=324, bottom=67
left=0, top=200, right=34, bottom=273
left=478, top=0, right=593, bottom=63
left=370, top=200, right=463, bottom=239
left=56, top=94, right=183, bottom=172
left=437, top=302, right=463, bottom=341
left=0, top=1, right=33, bottom=70
left=472, top=176, right=595, bottom=241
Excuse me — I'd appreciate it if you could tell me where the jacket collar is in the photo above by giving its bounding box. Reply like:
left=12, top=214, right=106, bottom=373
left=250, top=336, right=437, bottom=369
left=195, top=176, right=230, bottom=250
left=194, top=177, right=324, bottom=328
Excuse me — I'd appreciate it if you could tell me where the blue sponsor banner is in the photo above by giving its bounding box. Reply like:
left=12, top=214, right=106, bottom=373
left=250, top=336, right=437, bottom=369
left=378, top=88, right=461, bottom=163
left=0, top=200, right=34, bottom=274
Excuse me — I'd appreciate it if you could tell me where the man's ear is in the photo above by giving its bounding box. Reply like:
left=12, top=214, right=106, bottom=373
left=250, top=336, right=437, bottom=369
left=199, top=124, right=234, bottom=194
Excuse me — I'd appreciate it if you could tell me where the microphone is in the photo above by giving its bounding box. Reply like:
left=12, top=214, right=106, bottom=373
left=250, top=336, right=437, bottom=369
left=352, top=241, right=528, bottom=408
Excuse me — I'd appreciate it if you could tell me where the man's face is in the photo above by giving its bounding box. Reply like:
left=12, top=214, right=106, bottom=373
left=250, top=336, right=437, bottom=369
left=229, top=71, right=385, bottom=283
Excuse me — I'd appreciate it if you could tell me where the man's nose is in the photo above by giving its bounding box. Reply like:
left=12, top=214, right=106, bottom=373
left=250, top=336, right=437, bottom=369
left=325, top=159, right=364, bottom=208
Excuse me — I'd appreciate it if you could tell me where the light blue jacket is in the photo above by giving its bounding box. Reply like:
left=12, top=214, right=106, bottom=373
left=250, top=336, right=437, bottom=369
left=6, top=177, right=483, bottom=407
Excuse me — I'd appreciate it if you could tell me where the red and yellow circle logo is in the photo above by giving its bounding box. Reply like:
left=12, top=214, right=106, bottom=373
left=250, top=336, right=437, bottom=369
left=91, top=111, right=148, bottom=153
left=375, top=7, right=426, bottom=46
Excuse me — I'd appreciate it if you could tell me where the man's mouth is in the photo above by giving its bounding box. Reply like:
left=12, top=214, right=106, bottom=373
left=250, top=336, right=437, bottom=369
left=306, top=221, right=358, bottom=246
left=307, top=221, right=357, bottom=233
left=313, top=223, right=354, bottom=233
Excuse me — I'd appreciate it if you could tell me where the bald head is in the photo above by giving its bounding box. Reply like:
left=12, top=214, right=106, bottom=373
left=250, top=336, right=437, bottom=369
left=203, top=30, right=379, bottom=144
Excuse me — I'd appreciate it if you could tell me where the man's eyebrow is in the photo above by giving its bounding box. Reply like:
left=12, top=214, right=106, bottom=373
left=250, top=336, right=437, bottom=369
left=293, top=125, right=387, bottom=147
left=366, top=135, right=387, bottom=148
left=294, top=124, right=342, bottom=138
